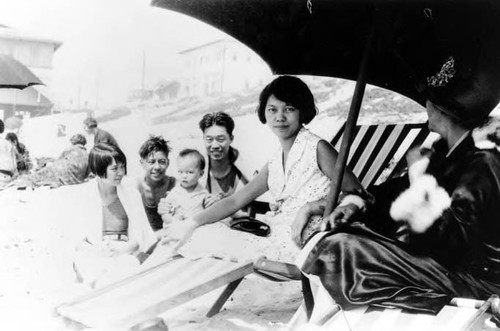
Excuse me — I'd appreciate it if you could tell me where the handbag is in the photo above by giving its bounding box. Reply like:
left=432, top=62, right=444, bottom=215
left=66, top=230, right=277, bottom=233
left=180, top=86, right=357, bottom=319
left=230, top=217, right=270, bottom=237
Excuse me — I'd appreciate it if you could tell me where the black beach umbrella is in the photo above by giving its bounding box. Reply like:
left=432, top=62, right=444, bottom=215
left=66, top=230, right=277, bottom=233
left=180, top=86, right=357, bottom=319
left=152, top=0, right=500, bottom=214
left=0, top=54, right=44, bottom=89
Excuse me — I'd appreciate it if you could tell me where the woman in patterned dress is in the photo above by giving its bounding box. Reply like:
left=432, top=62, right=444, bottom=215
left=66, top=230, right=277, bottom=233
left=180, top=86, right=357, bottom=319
left=158, top=76, right=366, bottom=263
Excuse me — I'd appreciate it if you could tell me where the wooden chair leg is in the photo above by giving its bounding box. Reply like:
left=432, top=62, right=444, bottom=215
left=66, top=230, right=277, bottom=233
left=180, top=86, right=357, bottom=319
left=461, top=295, right=499, bottom=331
left=301, top=275, right=315, bottom=320
left=206, top=278, right=244, bottom=317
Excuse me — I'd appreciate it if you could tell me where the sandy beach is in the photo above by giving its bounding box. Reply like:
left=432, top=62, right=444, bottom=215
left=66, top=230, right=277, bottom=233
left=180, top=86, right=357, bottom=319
left=2, top=97, right=498, bottom=330
left=0, top=109, right=313, bottom=331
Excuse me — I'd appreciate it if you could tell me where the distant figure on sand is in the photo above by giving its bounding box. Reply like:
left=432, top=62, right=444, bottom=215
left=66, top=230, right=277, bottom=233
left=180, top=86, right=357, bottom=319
left=73, top=143, right=156, bottom=288
left=83, top=117, right=119, bottom=148
left=0, top=119, right=18, bottom=185
left=136, top=136, right=176, bottom=232
left=160, top=149, right=208, bottom=224
left=16, top=133, right=90, bottom=188
left=6, top=132, right=32, bottom=175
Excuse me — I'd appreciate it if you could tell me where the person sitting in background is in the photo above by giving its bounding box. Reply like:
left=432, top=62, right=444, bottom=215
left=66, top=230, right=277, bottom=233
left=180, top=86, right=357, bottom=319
left=73, top=143, right=156, bottom=288
left=15, top=133, right=89, bottom=188
left=160, top=149, right=208, bottom=224
left=83, top=117, right=119, bottom=148
left=0, top=119, right=18, bottom=186
left=5, top=132, right=32, bottom=175
left=136, top=136, right=176, bottom=233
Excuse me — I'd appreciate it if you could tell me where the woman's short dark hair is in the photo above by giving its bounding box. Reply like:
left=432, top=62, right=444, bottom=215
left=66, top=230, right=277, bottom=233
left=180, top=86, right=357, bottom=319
left=256, top=75, right=317, bottom=125
left=178, top=148, right=206, bottom=170
left=198, top=112, right=235, bottom=137
left=139, top=135, right=171, bottom=159
left=70, top=133, right=87, bottom=146
left=89, top=143, right=127, bottom=178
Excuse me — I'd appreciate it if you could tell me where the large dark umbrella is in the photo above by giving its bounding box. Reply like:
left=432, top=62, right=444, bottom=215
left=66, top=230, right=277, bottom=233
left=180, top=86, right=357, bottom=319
left=0, top=54, right=44, bottom=89
left=152, top=0, right=500, bottom=214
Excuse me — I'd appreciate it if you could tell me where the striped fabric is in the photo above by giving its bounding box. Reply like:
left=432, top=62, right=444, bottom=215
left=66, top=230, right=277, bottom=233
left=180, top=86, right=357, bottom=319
left=56, top=256, right=254, bottom=329
left=330, top=122, right=432, bottom=189
left=317, top=305, right=479, bottom=331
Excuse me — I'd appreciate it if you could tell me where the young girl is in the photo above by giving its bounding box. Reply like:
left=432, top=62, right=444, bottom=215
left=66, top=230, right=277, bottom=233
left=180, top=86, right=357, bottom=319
left=158, top=76, right=365, bottom=262
left=73, top=143, right=156, bottom=288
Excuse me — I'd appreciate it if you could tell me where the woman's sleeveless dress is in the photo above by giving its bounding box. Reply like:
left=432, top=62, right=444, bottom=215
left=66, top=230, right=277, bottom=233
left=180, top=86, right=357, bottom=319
left=179, top=127, right=331, bottom=263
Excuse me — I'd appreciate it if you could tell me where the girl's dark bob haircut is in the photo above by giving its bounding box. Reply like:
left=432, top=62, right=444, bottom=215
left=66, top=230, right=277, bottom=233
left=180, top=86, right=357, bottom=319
left=89, top=143, right=127, bottom=178
left=256, top=75, right=317, bottom=125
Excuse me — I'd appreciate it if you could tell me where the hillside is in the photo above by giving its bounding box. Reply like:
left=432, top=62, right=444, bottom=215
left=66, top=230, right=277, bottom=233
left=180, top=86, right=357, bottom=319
left=129, top=77, right=427, bottom=127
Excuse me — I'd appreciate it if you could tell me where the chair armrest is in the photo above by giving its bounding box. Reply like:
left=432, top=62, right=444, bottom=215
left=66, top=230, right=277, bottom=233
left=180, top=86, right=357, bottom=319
left=254, top=256, right=302, bottom=281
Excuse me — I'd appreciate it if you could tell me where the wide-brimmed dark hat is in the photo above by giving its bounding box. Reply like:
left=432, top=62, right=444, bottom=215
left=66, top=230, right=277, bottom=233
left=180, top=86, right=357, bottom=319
left=395, top=3, right=500, bottom=127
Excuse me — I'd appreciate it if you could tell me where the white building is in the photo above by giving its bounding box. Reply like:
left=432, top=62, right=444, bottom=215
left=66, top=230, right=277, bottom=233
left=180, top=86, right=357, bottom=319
left=0, top=24, right=61, bottom=118
left=178, top=39, right=272, bottom=98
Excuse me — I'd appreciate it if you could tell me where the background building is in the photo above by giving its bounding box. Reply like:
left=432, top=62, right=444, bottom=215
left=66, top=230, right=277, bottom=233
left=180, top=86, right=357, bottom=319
left=0, top=24, right=61, bottom=119
left=178, top=39, right=272, bottom=98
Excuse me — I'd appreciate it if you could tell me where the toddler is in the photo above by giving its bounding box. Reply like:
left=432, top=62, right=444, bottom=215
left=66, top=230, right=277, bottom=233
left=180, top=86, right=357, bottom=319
left=161, top=149, right=208, bottom=224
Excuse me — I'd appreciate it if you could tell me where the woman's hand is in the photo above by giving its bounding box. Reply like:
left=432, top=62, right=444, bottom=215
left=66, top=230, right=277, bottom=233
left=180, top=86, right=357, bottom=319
left=159, top=218, right=198, bottom=252
left=291, top=200, right=325, bottom=247
left=161, top=213, right=178, bottom=228
left=203, top=193, right=224, bottom=208
left=321, top=203, right=360, bottom=231
left=291, top=204, right=313, bottom=247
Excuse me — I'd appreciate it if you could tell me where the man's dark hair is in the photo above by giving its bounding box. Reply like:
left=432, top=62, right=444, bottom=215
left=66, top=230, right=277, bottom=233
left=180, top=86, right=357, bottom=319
left=138, top=135, right=171, bottom=159
left=198, top=112, right=235, bottom=137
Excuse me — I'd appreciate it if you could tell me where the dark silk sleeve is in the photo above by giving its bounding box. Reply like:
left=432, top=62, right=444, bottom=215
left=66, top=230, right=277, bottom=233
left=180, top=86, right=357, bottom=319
left=410, top=151, right=500, bottom=267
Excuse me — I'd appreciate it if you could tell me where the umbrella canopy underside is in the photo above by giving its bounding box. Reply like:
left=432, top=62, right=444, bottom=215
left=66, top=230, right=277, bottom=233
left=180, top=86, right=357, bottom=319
left=153, top=0, right=500, bottom=107
left=0, top=54, right=44, bottom=89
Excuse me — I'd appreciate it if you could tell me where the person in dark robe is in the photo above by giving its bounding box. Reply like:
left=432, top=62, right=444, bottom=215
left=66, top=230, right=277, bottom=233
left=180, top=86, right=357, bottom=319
left=297, top=51, right=500, bottom=314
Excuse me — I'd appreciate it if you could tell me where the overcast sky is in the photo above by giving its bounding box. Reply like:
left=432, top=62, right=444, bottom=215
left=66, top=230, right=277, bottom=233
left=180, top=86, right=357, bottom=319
left=0, top=0, right=228, bottom=109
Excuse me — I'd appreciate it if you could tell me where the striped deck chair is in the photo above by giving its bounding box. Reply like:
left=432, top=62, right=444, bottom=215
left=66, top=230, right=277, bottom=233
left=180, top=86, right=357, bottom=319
left=56, top=255, right=254, bottom=329
left=56, top=122, right=432, bottom=329
left=248, top=122, right=433, bottom=217
left=289, top=294, right=500, bottom=330
left=254, top=122, right=432, bottom=277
